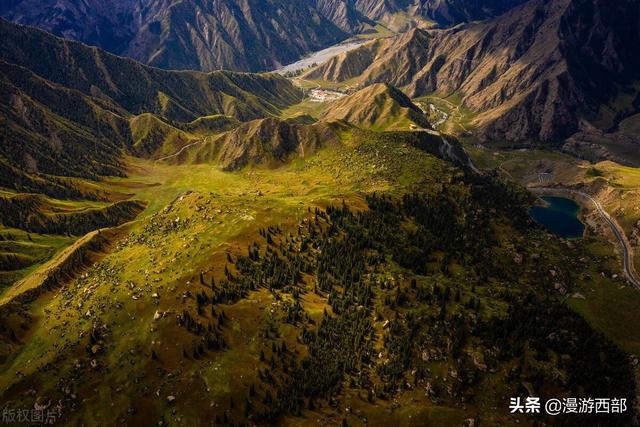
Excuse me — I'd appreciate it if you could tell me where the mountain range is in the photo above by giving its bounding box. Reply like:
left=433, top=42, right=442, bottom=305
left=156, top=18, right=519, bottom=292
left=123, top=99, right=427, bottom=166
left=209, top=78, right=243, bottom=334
left=1, top=0, right=529, bottom=72
left=306, top=0, right=640, bottom=144
left=0, top=16, right=450, bottom=197
left=1, top=0, right=638, bottom=166
left=0, top=18, right=302, bottom=197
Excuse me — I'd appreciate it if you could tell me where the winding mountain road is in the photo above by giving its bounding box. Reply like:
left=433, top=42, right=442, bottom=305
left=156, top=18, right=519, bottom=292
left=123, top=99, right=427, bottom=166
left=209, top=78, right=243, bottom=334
left=154, top=137, right=209, bottom=163
left=531, top=187, right=640, bottom=290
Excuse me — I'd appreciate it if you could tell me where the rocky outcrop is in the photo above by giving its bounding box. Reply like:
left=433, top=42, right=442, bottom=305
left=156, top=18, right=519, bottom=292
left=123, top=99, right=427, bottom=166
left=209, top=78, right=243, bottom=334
left=415, top=0, right=528, bottom=25
left=349, top=0, right=526, bottom=26
left=316, top=0, right=371, bottom=33
left=353, top=0, right=413, bottom=21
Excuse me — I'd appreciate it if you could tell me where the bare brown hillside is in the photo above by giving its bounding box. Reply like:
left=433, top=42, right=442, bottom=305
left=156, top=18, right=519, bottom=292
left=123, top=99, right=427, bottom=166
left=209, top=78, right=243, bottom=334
left=307, top=0, right=640, bottom=143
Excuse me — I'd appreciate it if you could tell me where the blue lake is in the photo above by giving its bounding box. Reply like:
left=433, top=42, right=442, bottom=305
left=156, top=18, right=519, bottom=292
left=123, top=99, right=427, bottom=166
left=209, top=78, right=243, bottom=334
left=530, top=196, right=585, bottom=239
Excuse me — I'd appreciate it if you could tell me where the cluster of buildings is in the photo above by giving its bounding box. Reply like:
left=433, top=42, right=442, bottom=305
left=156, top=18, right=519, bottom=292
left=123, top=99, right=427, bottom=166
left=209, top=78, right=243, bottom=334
left=308, top=88, right=346, bottom=102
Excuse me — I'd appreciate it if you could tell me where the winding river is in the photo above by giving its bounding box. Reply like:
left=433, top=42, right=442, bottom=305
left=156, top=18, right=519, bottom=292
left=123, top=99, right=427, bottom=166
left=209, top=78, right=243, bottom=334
left=276, top=39, right=369, bottom=75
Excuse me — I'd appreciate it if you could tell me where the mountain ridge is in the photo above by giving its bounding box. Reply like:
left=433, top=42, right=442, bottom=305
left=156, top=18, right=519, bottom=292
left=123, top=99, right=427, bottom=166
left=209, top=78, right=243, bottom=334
left=0, top=18, right=303, bottom=195
left=2, top=0, right=358, bottom=72
left=321, top=83, right=433, bottom=131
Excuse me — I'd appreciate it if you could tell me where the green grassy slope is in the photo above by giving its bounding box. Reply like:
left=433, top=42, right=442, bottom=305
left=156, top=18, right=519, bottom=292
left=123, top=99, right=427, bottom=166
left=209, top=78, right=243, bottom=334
left=0, top=129, right=636, bottom=426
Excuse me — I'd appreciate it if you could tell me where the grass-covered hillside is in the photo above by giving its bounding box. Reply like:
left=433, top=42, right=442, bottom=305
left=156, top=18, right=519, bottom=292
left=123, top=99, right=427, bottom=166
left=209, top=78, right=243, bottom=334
left=321, top=83, right=432, bottom=131
left=0, top=18, right=303, bottom=196
left=0, top=126, right=637, bottom=425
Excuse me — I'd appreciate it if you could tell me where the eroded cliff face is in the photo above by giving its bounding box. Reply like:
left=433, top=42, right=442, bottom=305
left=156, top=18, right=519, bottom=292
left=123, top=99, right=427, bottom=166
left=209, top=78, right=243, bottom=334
left=559, top=0, right=640, bottom=115
left=126, top=0, right=357, bottom=72
left=315, top=0, right=372, bottom=33
left=472, top=0, right=640, bottom=142
left=308, top=0, right=640, bottom=144
left=1, top=0, right=355, bottom=72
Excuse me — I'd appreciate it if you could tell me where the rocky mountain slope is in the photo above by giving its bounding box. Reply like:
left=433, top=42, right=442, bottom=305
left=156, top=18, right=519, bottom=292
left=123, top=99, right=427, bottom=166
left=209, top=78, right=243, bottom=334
left=315, top=0, right=373, bottom=33
left=315, top=0, right=527, bottom=27
left=1, top=0, right=363, bottom=72
left=0, top=18, right=302, bottom=195
left=351, top=0, right=527, bottom=26
left=413, top=0, right=529, bottom=25
left=307, top=0, right=640, bottom=143
left=351, top=0, right=413, bottom=21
